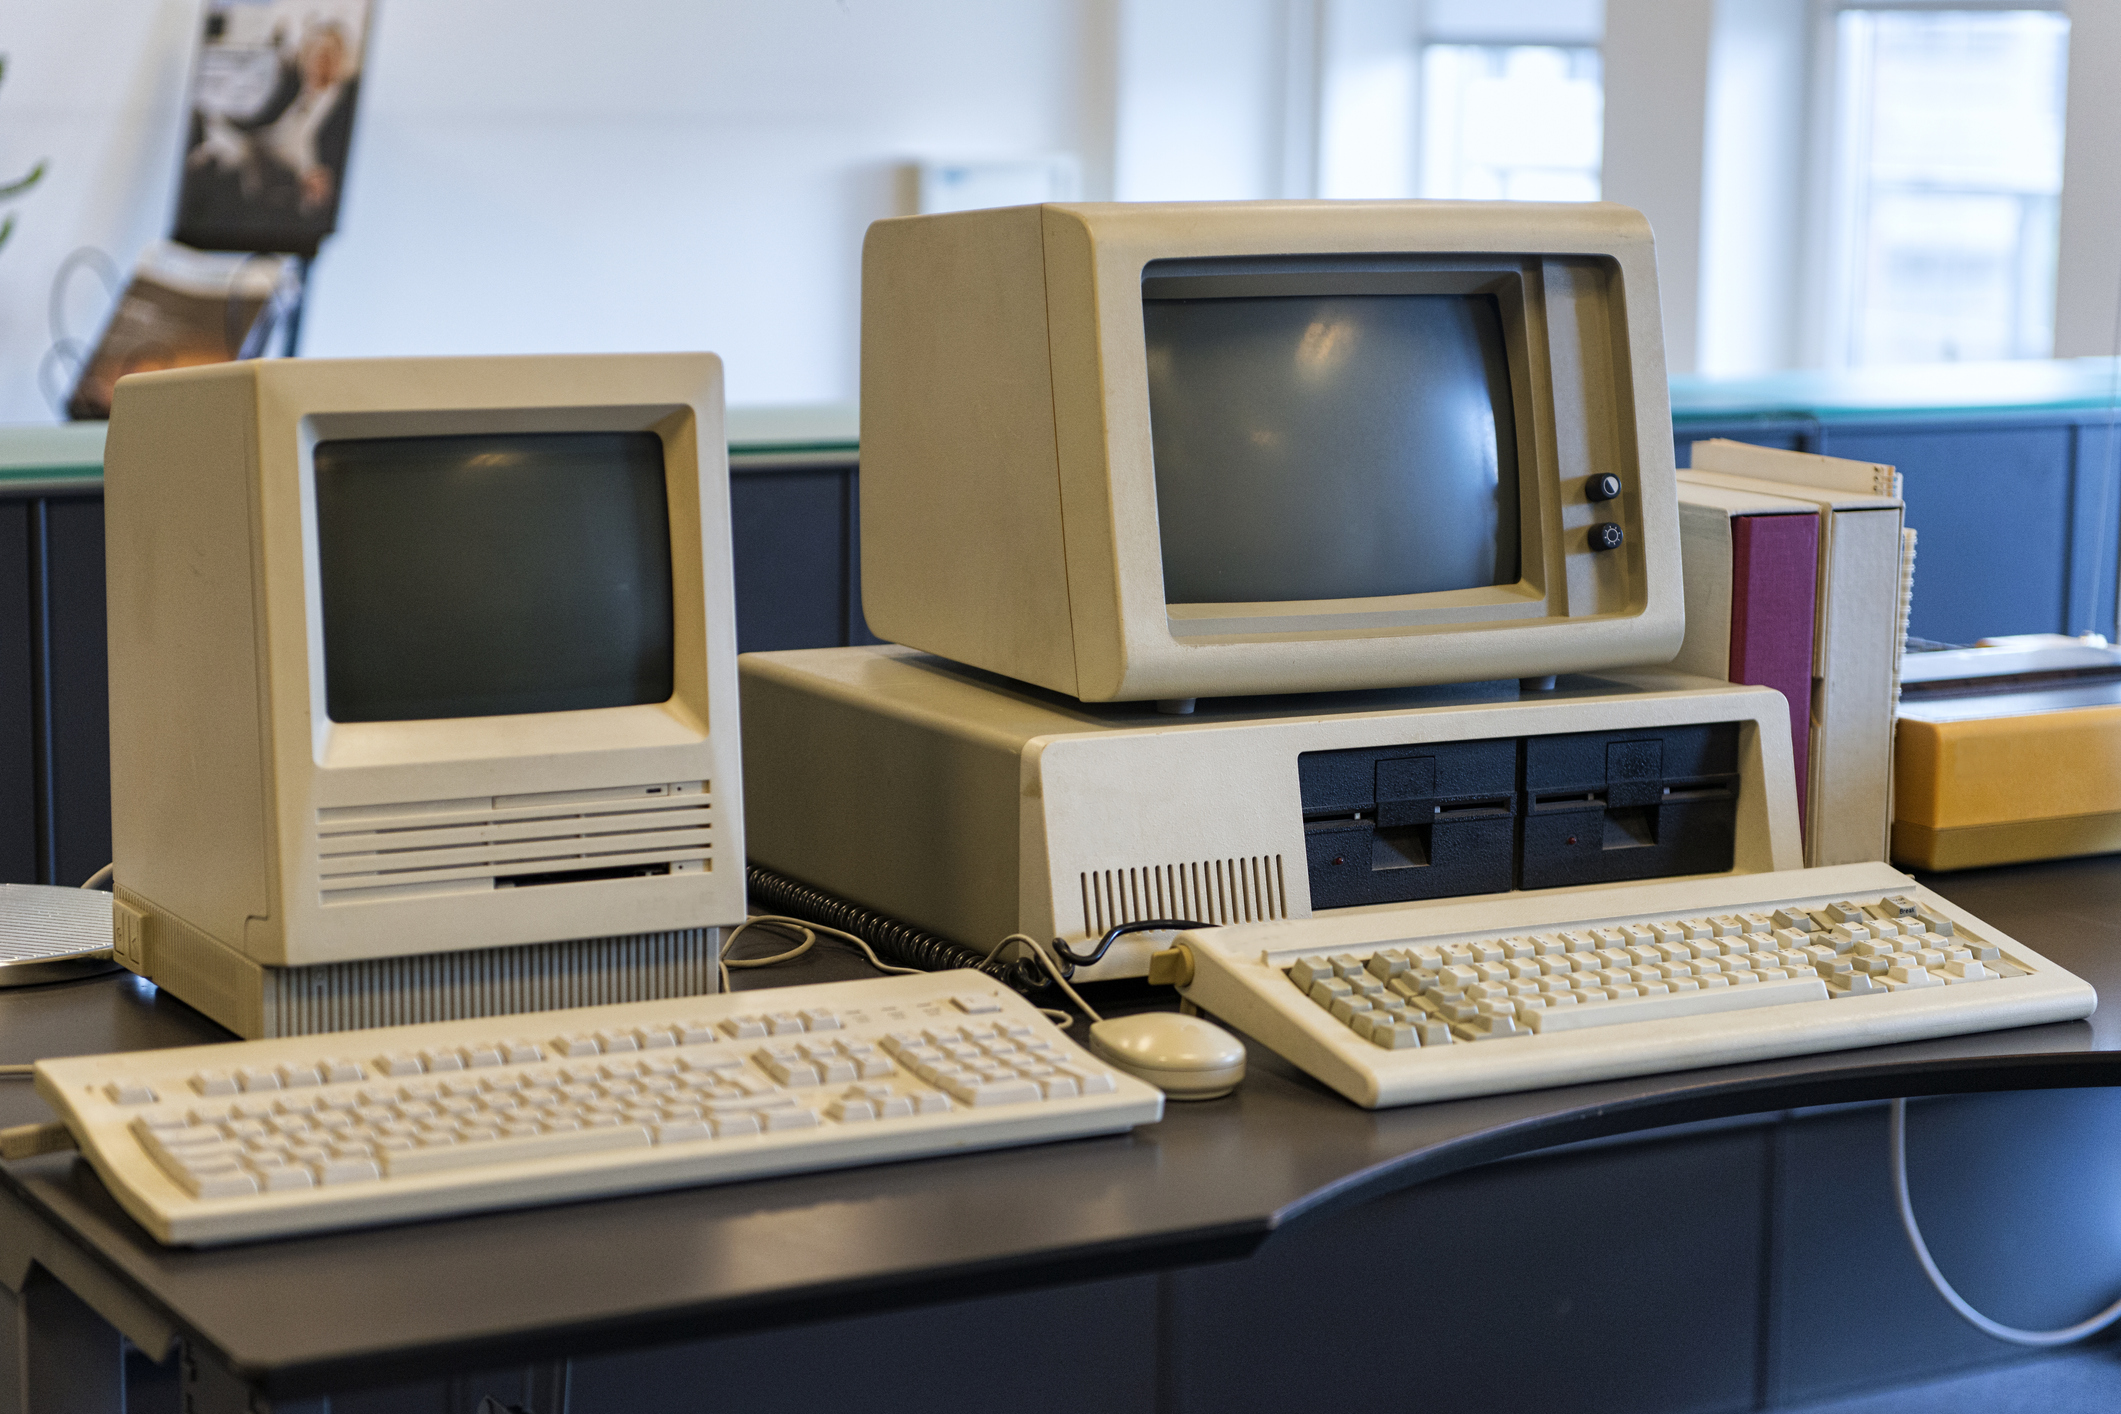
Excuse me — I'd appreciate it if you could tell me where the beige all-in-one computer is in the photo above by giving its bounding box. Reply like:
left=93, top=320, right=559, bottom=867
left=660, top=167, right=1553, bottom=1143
left=104, top=354, right=747, bottom=1037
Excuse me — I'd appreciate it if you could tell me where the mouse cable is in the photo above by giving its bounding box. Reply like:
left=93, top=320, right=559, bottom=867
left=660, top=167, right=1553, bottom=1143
left=981, top=934, right=1103, bottom=1027
left=1891, top=1096, right=2121, bottom=1346
left=1050, top=918, right=1210, bottom=973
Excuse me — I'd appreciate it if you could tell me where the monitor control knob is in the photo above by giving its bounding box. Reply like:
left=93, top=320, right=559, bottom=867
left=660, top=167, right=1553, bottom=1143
left=1589, top=522, right=1625, bottom=551
left=1586, top=473, right=1622, bottom=502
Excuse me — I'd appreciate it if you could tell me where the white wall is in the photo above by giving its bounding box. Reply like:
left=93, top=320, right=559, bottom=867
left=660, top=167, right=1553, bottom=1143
left=1113, top=0, right=1294, bottom=200
left=2053, top=0, right=2121, bottom=358
left=1697, top=0, right=1807, bottom=376
left=1317, top=0, right=1419, bottom=199
left=1600, top=0, right=1714, bottom=374
left=0, top=0, right=1111, bottom=421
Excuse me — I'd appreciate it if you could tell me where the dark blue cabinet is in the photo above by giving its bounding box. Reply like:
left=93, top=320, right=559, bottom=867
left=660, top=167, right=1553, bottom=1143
left=1674, top=361, right=2121, bottom=645
left=0, top=445, right=867, bottom=888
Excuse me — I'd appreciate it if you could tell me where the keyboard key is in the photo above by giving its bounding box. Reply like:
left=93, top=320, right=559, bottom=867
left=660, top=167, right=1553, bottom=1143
left=236, top=1067, right=280, bottom=1092
left=316, top=1157, right=379, bottom=1185
left=255, top=1164, right=315, bottom=1192
left=104, top=1082, right=157, bottom=1105
left=173, top=1163, right=259, bottom=1199
left=1288, top=958, right=1333, bottom=990
left=1310, top=978, right=1353, bottom=1006
left=654, top=1120, right=714, bottom=1144
left=382, top=1123, right=652, bottom=1177
left=943, top=1077, right=1041, bottom=1106
left=761, top=1107, right=822, bottom=1131
left=1054, top=1066, right=1116, bottom=1095
left=1885, top=964, right=1943, bottom=991
left=1526, top=975, right=1827, bottom=1034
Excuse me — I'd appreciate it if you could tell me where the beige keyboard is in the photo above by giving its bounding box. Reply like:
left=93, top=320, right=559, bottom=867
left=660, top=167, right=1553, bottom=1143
left=34, top=970, right=1162, bottom=1246
left=1176, top=863, right=2096, bottom=1108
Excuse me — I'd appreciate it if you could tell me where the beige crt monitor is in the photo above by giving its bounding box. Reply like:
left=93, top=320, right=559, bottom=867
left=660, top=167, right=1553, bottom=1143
left=104, top=355, right=746, bottom=1038
left=860, top=200, right=1684, bottom=705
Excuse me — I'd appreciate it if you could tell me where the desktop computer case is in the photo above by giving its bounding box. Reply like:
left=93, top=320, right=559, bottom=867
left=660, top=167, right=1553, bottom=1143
left=741, top=646, right=1803, bottom=981
left=103, top=357, right=746, bottom=1038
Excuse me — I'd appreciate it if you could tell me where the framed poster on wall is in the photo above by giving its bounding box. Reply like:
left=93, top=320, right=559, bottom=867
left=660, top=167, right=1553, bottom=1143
left=172, top=0, right=375, bottom=257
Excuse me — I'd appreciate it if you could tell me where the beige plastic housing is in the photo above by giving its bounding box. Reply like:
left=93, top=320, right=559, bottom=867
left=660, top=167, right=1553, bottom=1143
left=740, top=646, right=1801, bottom=982
left=104, top=356, right=746, bottom=1035
left=860, top=200, right=1684, bottom=702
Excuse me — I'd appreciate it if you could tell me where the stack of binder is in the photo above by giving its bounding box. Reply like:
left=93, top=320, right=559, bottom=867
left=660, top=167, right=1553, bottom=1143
left=1673, top=440, right=1915, bottom=866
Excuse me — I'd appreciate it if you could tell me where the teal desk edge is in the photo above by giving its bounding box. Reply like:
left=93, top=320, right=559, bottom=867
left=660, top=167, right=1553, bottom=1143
left=1671, top=356, right=2121, bottom=424
left=15, top=364, right=2121, bottom=476
left=0, top=404, right=861, bottom=492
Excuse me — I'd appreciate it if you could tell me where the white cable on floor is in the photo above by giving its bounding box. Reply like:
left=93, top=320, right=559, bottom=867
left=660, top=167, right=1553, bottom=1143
left=1890, top=1096, right=2121, bottom=1346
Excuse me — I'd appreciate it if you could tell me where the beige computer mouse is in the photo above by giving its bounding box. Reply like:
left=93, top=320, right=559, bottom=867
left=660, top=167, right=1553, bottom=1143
left=1087, top=1012, right=1248, bottom=1100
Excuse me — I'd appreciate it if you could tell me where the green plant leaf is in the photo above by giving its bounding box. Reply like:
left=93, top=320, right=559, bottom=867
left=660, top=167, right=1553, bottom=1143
left=0, top=159, right=45, bottom=201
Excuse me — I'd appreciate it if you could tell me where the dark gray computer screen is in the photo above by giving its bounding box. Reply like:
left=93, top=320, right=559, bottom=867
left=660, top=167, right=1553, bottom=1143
left=1144, top=292, right=1520, bottom=604
left=313, top=432, right=675, bottom=723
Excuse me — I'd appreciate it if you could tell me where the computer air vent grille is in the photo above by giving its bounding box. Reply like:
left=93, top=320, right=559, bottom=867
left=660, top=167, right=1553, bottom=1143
left=259, top=927, right=721, bottom=1037
left=315, top=782, right=711, bottom=903
left=1079, top=855, right=1288, bottom=936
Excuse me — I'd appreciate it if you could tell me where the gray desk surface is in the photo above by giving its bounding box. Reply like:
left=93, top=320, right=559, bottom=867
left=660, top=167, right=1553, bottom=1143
left=5, top=859, right=2121, bottom=1401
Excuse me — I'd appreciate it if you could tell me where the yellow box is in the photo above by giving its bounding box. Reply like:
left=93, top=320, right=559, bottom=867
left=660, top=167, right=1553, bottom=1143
left=1892, top=705, right=2121, bottom=870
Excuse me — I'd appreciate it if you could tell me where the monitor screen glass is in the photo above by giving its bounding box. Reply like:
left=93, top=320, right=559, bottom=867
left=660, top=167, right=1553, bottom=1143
left=314, top=431, right=675, bottom=723
left=1145, top=292, right=1520, bottom=605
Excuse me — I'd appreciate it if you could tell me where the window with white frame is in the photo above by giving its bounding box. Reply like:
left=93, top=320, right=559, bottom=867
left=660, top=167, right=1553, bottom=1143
left=1418, top=43, right=1603, bottom=201
left=1827, top=6, right=2070, bottom=365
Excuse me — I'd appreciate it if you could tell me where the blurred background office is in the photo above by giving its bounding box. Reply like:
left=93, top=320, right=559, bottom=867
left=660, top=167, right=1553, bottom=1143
left=1, top=0, right=2115, bottom=423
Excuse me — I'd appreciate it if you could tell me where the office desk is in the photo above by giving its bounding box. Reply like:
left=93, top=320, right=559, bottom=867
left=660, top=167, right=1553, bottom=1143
left=6, top=859, right=2121, bottom=1414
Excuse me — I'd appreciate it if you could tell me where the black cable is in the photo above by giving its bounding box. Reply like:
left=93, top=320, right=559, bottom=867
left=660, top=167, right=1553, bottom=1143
left=1051, top=918, right=1210, bottom=971
left=744, top=865, right=1047, bottom=993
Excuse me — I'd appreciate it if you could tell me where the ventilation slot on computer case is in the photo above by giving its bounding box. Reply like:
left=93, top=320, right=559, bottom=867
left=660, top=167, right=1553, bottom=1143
left=315, top=782, right=711, bottom=903
left=1080, top=856, right=1289, bottom=936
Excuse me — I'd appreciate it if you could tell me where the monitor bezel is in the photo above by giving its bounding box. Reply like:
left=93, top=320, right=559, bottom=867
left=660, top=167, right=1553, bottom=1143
left=305, top=424, right=683, bottom=728
left=294, top=405, right=708, bottom=770
left=243, top=357, right=729, bottom=801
